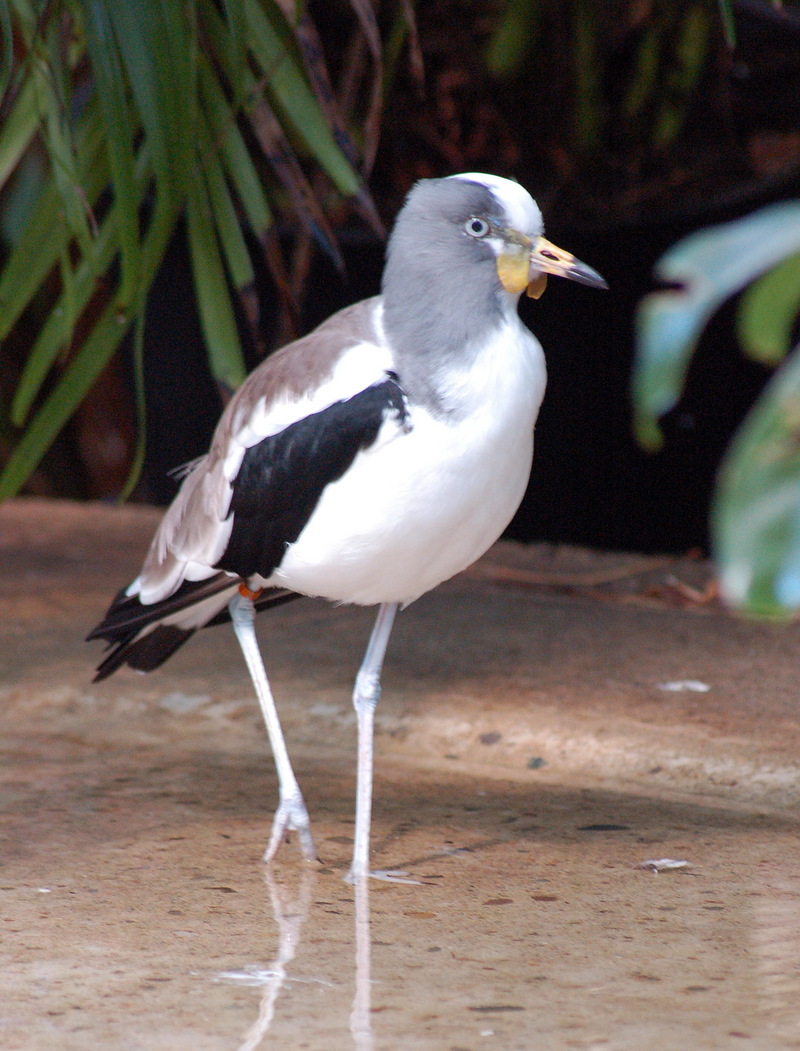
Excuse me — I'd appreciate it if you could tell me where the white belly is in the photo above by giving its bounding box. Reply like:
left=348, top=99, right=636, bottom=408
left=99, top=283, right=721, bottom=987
left=268, top=322, right=546, bottom=605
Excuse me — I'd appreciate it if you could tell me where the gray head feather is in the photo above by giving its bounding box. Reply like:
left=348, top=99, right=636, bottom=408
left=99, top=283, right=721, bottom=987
left=381, top=177, right=520, bottom=413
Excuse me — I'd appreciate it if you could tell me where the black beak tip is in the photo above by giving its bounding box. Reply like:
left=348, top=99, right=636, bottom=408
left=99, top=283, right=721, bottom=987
left=573, top=267, right=609, bottom=291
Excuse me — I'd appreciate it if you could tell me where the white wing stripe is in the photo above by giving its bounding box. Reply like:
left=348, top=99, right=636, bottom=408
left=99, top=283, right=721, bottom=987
left=222, top=340, right=394, bottom=481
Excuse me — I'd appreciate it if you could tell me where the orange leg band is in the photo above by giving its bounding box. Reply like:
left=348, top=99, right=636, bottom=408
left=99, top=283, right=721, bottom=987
left=238, top=582, right=263, bottom=601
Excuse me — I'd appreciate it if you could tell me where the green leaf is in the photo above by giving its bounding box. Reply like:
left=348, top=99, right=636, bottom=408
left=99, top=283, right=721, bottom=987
left=218, top=0, right=248, bottom=106
left=717, top=0, right=736, bottom=49
left=0, top=108, right=108, bottom=341
left=31, top=27, right=96, bottom=259
left=0, top=299, right=131, bottom=500
left=1, top=181, right=179, bottom=499
left=103, top=0, right=195, bottom=203
left=738, top=250, right=800, bottom=367
left=199, top=56, right=274, bottom=238
left=10, top=157, right=146, bottom=424
left=243, top=0, right=362, bottom=198
left=288, top=1, right=364, bottom=171
left=0, top=75, right=40, bottom=189
left=248, top=97, right=344, bottom=268
left=118, top=310, right=147, bottom=501
left=0, top=0, right=12, bottom=102
left=623, top=21, right=662, bottom=122
left=186, top=173, right=247, bottom=392
left=634, top=200, right=800, bottom=449
left=652, top=5, right=709, bottom=151
left=485, top=0, right=542, bottom=78
left=573, top=0, right=602, bottom=155
left=201, top=130, right=256, bottom=291
left=82, top=0, right=142, bottom=306
left=713, top=344, right=800, bottom=616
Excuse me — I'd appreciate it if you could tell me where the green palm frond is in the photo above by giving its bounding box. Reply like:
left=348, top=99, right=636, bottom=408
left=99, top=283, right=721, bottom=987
left=0, top=0, right=393, bottom=499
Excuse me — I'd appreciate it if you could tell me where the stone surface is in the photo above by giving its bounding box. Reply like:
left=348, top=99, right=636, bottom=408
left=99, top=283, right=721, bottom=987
left=2, top=498, right=800, bottom=1049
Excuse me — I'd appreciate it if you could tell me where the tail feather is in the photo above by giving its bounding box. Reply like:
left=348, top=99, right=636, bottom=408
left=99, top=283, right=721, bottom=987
left=93, top=625, right=194, bottom=681
left=88, top=572, right=301, bottom=680
left=87, top=574, right=237, bottom=642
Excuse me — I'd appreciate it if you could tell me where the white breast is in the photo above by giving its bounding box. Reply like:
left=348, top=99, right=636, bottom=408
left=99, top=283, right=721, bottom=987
left=266, top=316, right=547, bottom=605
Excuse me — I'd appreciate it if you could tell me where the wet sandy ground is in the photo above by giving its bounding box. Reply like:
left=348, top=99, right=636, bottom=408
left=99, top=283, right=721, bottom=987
left=3, top=499, right=800, bottom=1050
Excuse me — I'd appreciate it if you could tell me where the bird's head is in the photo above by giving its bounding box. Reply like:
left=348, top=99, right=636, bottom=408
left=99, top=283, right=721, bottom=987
left=384, top=173, right=607, bottom=305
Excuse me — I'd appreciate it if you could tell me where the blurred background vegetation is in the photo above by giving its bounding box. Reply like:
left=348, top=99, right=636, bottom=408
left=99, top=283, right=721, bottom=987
left=1, top=0, right=800, bottom=605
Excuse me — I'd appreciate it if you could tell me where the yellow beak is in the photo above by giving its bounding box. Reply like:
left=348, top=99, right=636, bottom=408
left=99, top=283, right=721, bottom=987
left=497, top=235, right=608, bottom=298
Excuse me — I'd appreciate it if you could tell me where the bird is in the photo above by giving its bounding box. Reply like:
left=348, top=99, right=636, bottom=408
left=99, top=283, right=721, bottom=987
left=87, top=172, right=607, bottom=882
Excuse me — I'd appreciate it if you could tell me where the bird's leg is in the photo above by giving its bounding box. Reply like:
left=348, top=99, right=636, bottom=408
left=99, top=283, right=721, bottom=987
left=346, top=602, right=400, bottom=883
left=229, top=588, right=317, bottom=863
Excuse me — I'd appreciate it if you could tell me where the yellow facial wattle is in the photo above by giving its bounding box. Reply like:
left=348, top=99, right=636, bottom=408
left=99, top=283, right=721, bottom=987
left=496, top=249, right=530, bottom=295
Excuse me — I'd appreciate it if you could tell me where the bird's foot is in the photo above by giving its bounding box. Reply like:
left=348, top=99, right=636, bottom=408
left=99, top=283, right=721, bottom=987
left=263, top=792, right=318, bottom=864
left=344, top=867, right=421, bottom=885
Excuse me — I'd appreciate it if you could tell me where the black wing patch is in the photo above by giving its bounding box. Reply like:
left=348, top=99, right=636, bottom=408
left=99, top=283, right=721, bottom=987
left=216, top=377, right=409, bottom=579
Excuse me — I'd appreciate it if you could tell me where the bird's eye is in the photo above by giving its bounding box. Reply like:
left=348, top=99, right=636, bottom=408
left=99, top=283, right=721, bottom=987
left=465, top=217, right=490, bottom=238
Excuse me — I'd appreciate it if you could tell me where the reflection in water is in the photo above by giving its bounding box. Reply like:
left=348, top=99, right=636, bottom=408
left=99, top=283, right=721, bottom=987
left=210, top=835, right=800, bottom=1047
left=218, top=867, right=375, bottom=1050
left=350, top=875, right=373, bottom=1051
left=218, top=867, right=317, bottom=1051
